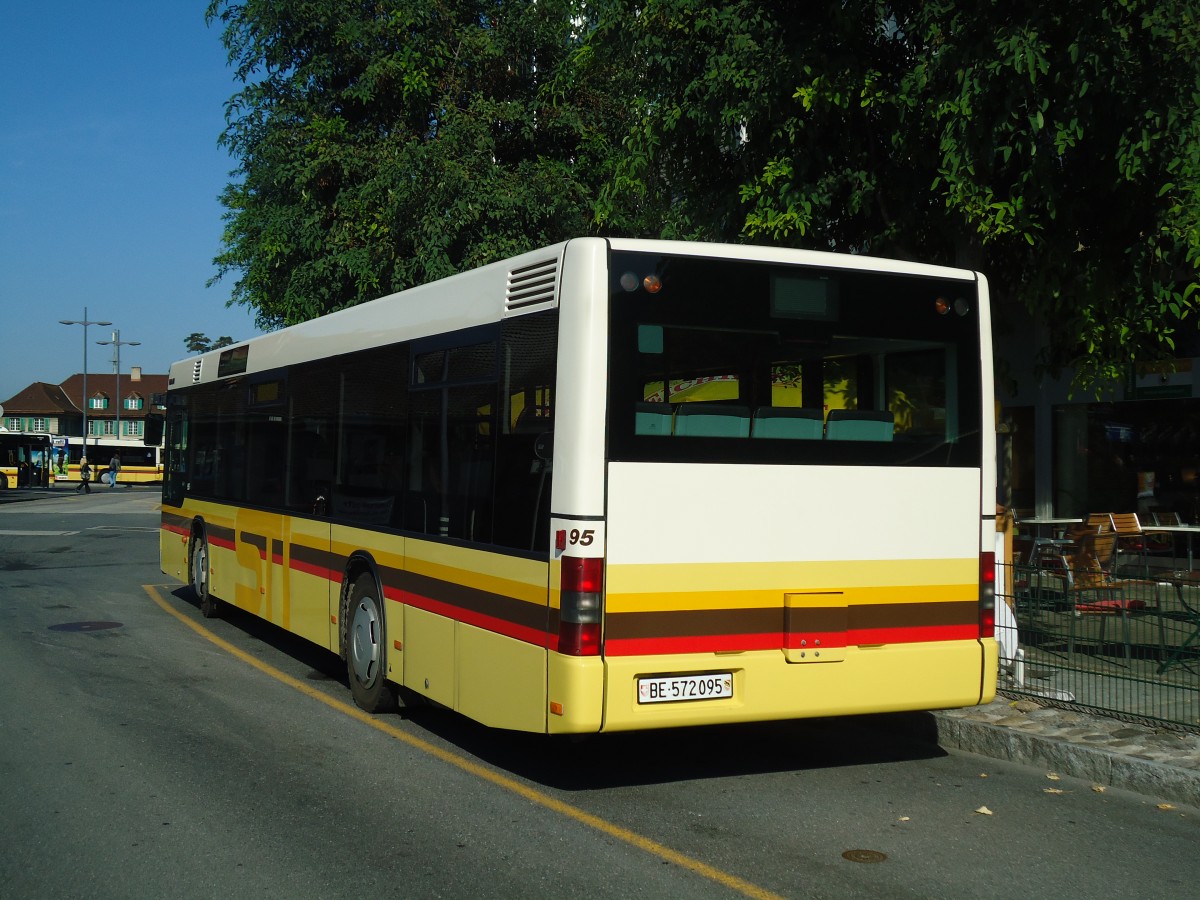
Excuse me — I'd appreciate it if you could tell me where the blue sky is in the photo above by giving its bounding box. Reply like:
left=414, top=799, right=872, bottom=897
left=0, top=2, right=264, bottom=404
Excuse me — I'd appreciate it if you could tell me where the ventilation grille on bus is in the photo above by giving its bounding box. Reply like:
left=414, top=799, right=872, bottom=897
left=506, top=257, right=558, bottom=312
left=191, top=358, right=203, bottom=383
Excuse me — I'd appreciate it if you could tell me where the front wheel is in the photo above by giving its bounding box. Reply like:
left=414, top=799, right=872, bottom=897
left=347, top=573, right=396, bottom=713
left=190, top=532, right=219, bottom=618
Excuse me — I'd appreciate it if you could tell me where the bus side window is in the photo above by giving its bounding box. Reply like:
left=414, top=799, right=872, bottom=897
left=284, top=366, right=335, bottom=512
left=337, top=344, right=409, bottom=527
left=404, top=339, right=499, bottom=541
left=493, top=312, right=557, bottom=552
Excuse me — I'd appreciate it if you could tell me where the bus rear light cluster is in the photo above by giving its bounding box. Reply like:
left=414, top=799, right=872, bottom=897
left=979, top=551, right=996, bottom=639
left=559, top=556, right=602, bottom=656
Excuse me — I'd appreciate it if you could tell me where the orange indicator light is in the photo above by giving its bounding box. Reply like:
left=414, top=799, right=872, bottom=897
left=550, top=701, right=564, bottom=716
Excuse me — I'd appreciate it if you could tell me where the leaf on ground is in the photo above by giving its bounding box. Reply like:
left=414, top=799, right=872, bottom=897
left=1157, top=803, right=1176, bottom=811
left=1043, top=788, right=1065, bottom=794
left=1045, top=773, right=1061, bottom=781
left=974, top=806, right=993, bottom=815
left=1091, top=785, right=1106, bottom=793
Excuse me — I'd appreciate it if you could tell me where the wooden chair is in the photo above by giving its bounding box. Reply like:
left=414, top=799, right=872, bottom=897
left=1110, top=512, right=1147, bottom=575
left=1064, top=522, right=1155, bottom=661
left=1085, top=512, right=1116, bottom=537
left=1111, top=511, right=1172, bottom=575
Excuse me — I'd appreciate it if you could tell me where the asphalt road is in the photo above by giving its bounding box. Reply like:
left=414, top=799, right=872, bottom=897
left=1, top=489, right=1198, bottom=899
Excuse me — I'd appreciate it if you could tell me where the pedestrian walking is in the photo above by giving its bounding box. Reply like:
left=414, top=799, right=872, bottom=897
left=76, top=459, right=92, bottom=494
left=108, top=454, right=120, bottom=489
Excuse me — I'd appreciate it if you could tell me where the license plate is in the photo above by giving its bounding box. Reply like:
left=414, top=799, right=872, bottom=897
left=637, top=673, right=733, bottom=704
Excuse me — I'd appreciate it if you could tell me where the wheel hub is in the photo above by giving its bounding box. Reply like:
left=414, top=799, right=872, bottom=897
left=350, top=597, right=380, bottom=684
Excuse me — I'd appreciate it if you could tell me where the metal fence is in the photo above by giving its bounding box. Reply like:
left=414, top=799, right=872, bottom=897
left=997, top=559, right=1200, bottom=733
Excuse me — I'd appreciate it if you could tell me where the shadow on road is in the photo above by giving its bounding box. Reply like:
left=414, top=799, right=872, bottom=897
left=168, top=585, right=947, bottom=792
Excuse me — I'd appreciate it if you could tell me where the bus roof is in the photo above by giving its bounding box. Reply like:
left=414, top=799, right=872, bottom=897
left=170, top=238, right=979, bottom=389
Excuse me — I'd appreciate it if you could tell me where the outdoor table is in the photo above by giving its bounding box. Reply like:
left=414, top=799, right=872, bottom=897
left=1016, top=517, right=1083, bottom=565
left=1158, top=571, right=1200, bottom=673
left=1143, top=524, right=1200, bottom=570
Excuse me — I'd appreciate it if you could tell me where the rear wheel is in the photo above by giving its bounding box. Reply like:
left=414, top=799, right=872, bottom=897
left=190, top=532, right=219, bottom=618
left=347, top=573, right=396, bottom=713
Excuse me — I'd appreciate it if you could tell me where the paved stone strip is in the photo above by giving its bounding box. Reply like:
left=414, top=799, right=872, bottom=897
left=931, top=697, right=1200, bottom=808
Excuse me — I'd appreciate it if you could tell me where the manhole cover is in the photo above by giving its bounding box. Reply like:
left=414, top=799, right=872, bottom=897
left=49, top=621, right=123, bottom=632
left=842, top=849, right=888, bottom=864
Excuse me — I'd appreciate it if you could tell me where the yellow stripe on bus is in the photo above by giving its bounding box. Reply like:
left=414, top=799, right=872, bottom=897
left=606, top=583, right=976, bottom=613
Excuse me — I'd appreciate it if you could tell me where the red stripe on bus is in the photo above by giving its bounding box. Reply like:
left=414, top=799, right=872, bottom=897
left=784, top=631, right=848, bottom=649
left=606, top=633, right=778, bottom=656
left=289, top=558, right=339, bottom=581
left=851, top=623, right=978, bottom=645
left=209, top=536, right=235, bottom=552
left=606, top=624, right=980, bottom=656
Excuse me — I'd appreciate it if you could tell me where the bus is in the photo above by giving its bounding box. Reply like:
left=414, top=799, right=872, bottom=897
left=0, top=432, right=53, bottom=489
left=53, top=437, right=163, bottom=485
left=159, top=238, right=997, bottom=734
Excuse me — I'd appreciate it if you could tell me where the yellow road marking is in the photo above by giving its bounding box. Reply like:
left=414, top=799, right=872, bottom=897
left=143, top=585, right=784, bottom=900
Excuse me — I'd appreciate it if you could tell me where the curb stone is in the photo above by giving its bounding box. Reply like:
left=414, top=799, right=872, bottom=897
left=928, top=697, right=1200, bottom=808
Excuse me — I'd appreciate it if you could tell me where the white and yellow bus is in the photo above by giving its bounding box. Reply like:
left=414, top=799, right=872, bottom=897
left=52, top=437, right=164, bottom=485
left=160, top=238, right=997, bottom=733
left=0, top=432, right=53, bottom=489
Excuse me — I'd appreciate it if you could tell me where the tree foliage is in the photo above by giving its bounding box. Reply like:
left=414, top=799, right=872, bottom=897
left=206, top=0, right=628, bottom=330
left=185, top=332, right=236, bottom=354
left=585, top=0, right=1200, bottom=390
left=208, top=1, right=1200, bottom=390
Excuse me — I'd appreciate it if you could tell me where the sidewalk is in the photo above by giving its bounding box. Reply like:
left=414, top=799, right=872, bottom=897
left=0, top=486, right=62, bottom=503
left=0, top=484, right=149, bottom=502
left=925, top=695, right=1200, bottom=808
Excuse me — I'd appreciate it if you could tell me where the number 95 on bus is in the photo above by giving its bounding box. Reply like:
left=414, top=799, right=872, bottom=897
left=637, top=673, right=733, bottom=704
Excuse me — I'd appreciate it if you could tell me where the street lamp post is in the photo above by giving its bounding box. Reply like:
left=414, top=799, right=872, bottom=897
left=59, top=308, right=112, bottom=462
left=96, top=330, right=141, bottom=439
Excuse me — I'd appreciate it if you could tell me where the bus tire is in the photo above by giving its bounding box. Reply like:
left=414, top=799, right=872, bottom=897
left=190, top=531, right=219, bottom=619
left=347, top=573, right=396, bottom=713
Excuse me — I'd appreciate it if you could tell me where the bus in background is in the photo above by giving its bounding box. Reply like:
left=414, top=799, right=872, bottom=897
left=159, top=238, right=997, bottom=734
left=54, top=437, right=164, bottom=485
left=0, top=432, right=53, bottom=489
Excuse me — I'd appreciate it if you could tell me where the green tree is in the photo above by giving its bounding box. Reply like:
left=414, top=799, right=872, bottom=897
left=206, top=0, right=628, bottom=329
left=185, top=333, right=236, bottom=354
left=586, top=0, right=1200, bottom=390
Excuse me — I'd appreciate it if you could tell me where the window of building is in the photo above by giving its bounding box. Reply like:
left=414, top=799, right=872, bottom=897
left=31, top=418, right=47, bottom=432
left=125, top=395, right=144, bottom=411
left=100, top=420, right=115, bottom=436
left=125, top=420, right=143, bottom=437
left=5, top=417, right=20, bottom=431
left=90, top=394, right=109, bottom=410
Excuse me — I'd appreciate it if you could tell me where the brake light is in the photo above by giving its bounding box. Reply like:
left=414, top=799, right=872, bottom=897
left=559, top=556, right=602, bottom=656
left=979, top=551, right=996, bottom=639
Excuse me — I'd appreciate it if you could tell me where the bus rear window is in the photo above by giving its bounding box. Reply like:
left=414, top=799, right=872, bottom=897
left=607, top=251, right=981, bottom=467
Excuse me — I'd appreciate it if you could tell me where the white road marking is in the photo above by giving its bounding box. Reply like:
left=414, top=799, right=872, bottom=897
left=0, top=530, right=80, bottom=536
